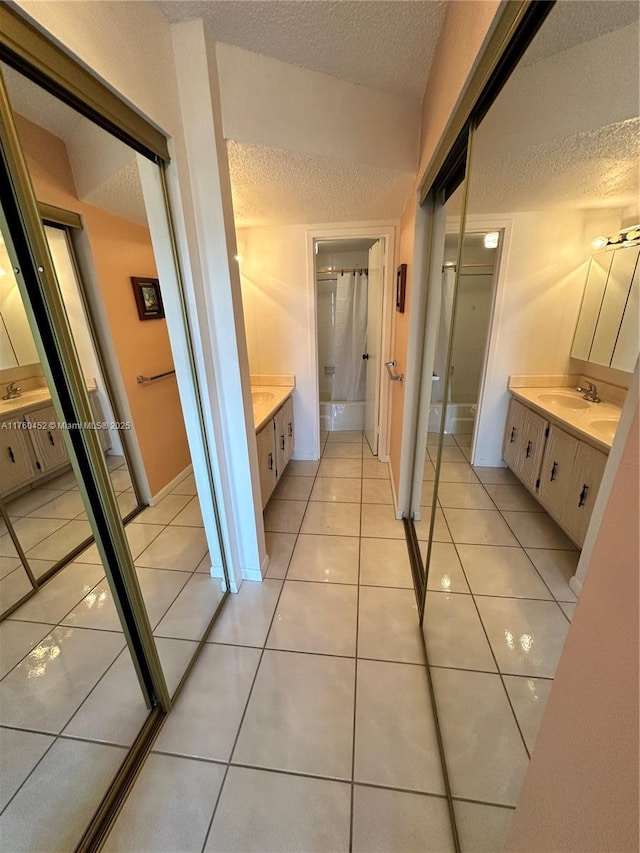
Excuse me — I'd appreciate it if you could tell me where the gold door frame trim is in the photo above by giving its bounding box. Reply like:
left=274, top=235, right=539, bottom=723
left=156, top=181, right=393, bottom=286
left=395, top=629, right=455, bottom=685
left=38, top=201, right=83, bottom=229
left=0, top=5, right=170, bottom=163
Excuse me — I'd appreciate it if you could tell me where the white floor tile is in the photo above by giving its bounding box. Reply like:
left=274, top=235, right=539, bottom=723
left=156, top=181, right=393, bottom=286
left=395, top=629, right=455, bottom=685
left=264, top=531, right=297, bottom=579
left=170, top=472, right=197, bottom=495
left=352, top=786, right=454, bottom=853
left=503, top=511, right=578, bottom=550
left=454, top=801, right=514, bottom=853
left=525, top=548, right=579, bottom=602
left=11, top=562, right=104, bottom=625
left=457, top=544, right=552, bottom=599
left=2, top=517, right=68, bottom=555
left=476, top=597, right=569, bottom=678
left=559, top=601, right=576, bottom=621
left=483, top=483, right=543, bottom=512
left=0, top=568, right=34, bottom=615
left=288, top=534, right=359, bottom=584
left=327, top=430, right=363, bottom=443
left=443, top=509, right=520, bottom=546
left=323, top=442, right=363, bottom=459
left=0, top=726, right=54, bottom=812
left=362, top=459, right=389, bottom=479
left=302, top=501, right=361, bottom=537
left=361, top=478, right=393, bottom=504
left=272, top=475, right=315, bottom=501
left=414, top=508, right=453, bottom=543
left=135, top=525, right=208, bottom=571
left=473, top=466, right=519, bottom=485
left=208, top=579, right=282, bottom=647
left=360, top=503, right=404, bottom=539
left=285, top=460, right=320, bottom=477
left=318, top=457, right=362, bottom=479
left=153, top=574, right=225, bottom=641
left=27, top=491, right=86, bottom=519
left=267, top=581, right=357, bottom=656
left=425, top=591, right=497, bottom=671
left=437, top=482, right=495, bottom=510
left=0, top=620, right=53, bottom=679
left=263, top=499, right=306, bottom=534
left=425, top=542, right=470, bottom=594
left=154, top=643, right=260, bottom=761
left=6, top=488, right=66, bottom=517
left=134, top=493, right=192, bottom=525
left=233, top=650, right=355, bottom=779
left=205, top=767, right=350, bottom=853
left=0, top=737, right=126, bottom=852
left=104, top=753, right=224, bottom=853
left=503, top=675, right=553, bottom=754
left=0, top=626, right=125, bottom=733
left=438, top=463, right=480, bottom=484
left=358, top=586, right=423, bottom=664
left=310, top=476, right=362, bottom=503
left=0, top=555, right=21, bottom=582
left=25, top=520, right=92, bottom=561
left=359, top=537, right=412, bottom=588
left=431, top=668, right=528, bottom=805
left=354, top=659, right=444, bottom=794
left=170, top=496, right=203, bottom=527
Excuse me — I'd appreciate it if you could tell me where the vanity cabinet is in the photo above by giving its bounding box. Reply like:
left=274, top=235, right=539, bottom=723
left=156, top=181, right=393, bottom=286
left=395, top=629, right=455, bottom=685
left=0, top=424, right=37, bottom=493
left=503, top=398, right=608, bottom=547
left=502, top=397, right=548, bottom=492
left=0, top=390, right=111, bottom=497
left=256, top=395, right=294, bottom=509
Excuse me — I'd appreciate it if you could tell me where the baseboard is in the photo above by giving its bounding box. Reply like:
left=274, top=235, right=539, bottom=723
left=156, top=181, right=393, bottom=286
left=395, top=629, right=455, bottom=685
left=150, top=464, right=193, bottom=505
left=569, top=575, right=582, bottom=597
left=389, top=461, right=404, bottom=520
left=242, top=567, right=264, bottom=582
left=259, top=552, right=270, bottom=580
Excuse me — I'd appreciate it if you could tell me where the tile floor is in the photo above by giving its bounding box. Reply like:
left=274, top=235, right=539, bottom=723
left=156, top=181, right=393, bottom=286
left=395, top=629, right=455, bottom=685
left=0, top=462, right=223, bottom=851
left=102, top=429, right=578, bottom=852
left=1, top=432, right=579, bottom=851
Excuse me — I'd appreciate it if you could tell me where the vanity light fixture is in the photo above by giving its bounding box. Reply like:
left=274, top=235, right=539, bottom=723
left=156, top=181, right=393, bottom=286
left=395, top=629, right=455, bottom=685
left=484, top=231, right=500, bottom=249
left=591, top=224, right=640, bottom=250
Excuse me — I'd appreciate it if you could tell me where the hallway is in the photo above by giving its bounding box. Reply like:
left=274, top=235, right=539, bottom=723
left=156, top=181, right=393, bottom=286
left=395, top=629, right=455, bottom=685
left=98, top=429, right=577, bottom=852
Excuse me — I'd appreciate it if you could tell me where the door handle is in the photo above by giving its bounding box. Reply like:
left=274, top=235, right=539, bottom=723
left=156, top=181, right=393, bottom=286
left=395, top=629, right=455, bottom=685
left=362, top=353, right=369, bottom=360
left=525, top=440, right=532, bottom=458
left=281, top=434, right=285, bottom=451
left=288, top=422, right=293, bottom=437
left=48, top=430, right=55, bottom=446
left=268, top=452, right=273, bottom=471
left=578, top=483, right=588, bottom=507
left=385, top=361, right=404, bottom=382
left=510, top=427, right=516, bottom=443
left=8, top=445, right=15, bottom=463
left=550, top=461, right=558, bottom=481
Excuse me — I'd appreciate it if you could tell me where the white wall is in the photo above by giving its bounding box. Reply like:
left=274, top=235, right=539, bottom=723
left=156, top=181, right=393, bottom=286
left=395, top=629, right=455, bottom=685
left=216, top=43, right=419, bottom=172
left=474, top=207, right=636, bottom=466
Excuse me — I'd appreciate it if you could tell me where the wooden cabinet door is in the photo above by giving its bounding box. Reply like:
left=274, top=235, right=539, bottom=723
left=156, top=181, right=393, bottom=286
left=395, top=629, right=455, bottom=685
left=26, top=405, right=69, bottom=473
left=517, top=408, right=549, bottom=492
left=564, top=443, right=608, bottom=546
left=502, top=397, right=526, bottom=471
left=0, top=419, right=38, bottom=494
left=282, top=396, right=294, bottom=470
left=538, top=425, right=579, bottom=522
left=274, top=405, right=288, bottom=478
left=256, top=421, right=277, bottom=509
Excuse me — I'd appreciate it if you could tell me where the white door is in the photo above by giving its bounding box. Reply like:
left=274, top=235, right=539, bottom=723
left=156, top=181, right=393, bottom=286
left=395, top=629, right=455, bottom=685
left=365, top=239, right=383, bottom=454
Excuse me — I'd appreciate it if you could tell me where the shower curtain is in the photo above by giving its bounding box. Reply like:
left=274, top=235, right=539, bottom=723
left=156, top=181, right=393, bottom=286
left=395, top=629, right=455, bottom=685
left=332, top=270, right=368, bottom=401
left=432, top=267, right=455, bottom=405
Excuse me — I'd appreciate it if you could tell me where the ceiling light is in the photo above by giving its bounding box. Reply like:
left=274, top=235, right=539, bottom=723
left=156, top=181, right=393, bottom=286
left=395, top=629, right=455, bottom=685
left=591, top=224, right=640, bottom=251
left=591, top=236, right=608, bottom=250
left=483, top=232, right=499, bottom=249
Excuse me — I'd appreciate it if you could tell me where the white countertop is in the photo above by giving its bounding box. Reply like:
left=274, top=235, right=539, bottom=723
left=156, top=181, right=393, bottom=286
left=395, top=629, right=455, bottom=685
left=252, top=385, right=294, bottom=431
left=0, top=382, right=98, bottom=419
left=509, top=385, right=622, bottom=453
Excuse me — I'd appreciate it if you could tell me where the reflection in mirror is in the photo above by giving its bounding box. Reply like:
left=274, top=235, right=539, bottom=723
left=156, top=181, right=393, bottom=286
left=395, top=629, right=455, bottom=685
left=0, top=498, right=36, bottom=616
left=418, top=0, right=639, bottom=840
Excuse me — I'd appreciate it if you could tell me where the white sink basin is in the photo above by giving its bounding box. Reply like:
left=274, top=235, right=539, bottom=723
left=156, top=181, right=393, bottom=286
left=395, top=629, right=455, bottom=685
left=536, top=393, right=592, bottom=411
left=252, top=391, right=276, bottom=405
left=588, top=419, right=618, bottom=443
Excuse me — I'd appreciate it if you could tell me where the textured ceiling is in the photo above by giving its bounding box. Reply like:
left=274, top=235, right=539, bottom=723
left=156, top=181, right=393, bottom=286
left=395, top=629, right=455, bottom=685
left=522, top=0, right=639, bottom=66
left=227, top=141, right=414, bottom=226
left=159, top=0, right=446, bottom=101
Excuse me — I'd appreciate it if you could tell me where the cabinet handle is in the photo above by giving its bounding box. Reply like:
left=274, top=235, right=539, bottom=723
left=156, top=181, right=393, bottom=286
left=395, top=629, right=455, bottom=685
left=550, top=461, right=558, bottom=481
left=281, top=434, right=285, bottom=451
left=525, top=440, right=532, bottom=458
left=510, top=427, right=516, bottom=443
left=8, top=445, right=15, bottom=463
left=47, top=430, right=55, bottom=446
left=288, top=422, right=293, bottom=437
left=268, top=452, right=273, bottom=471
left=578, top=483, right=588, bottom=507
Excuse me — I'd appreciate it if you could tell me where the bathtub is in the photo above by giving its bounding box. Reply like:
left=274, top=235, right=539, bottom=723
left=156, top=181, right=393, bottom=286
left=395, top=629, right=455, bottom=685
left=319, top=399, right=365, bottom=431
left=428, top=403, right=477, bottom=435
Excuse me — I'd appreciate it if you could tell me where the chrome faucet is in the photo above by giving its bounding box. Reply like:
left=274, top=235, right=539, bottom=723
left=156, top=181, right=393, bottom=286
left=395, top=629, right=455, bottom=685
left=577, top=382, right=600, bottom=403
left=2, top=382, right=22, bottom=400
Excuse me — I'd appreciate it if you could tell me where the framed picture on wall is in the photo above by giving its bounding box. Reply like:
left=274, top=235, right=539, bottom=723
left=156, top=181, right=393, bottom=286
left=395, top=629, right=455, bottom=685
left=396, top=264, right=407, bottom=313
left=131, top=277, right=165, bottom=321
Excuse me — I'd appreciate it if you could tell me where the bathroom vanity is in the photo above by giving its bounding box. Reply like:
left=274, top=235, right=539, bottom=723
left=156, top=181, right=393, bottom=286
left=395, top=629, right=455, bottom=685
left=502, top=382, right=622, bottom=547
left=0, top=385, right=110, bottom=497
left=252, top=381, right=295, bottom=508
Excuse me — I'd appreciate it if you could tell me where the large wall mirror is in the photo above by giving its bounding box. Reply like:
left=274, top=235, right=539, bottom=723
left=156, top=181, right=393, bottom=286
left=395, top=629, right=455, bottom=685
left=410, top=0, right=639, bottom=845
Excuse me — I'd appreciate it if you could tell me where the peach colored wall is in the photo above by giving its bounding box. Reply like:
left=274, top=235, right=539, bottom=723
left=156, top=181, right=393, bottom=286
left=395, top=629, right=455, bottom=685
left=506, top=403, right=639, bottom=853
left=14, top=115, right=190, bottom=495
left=389, top=0, right=500, bottom=494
